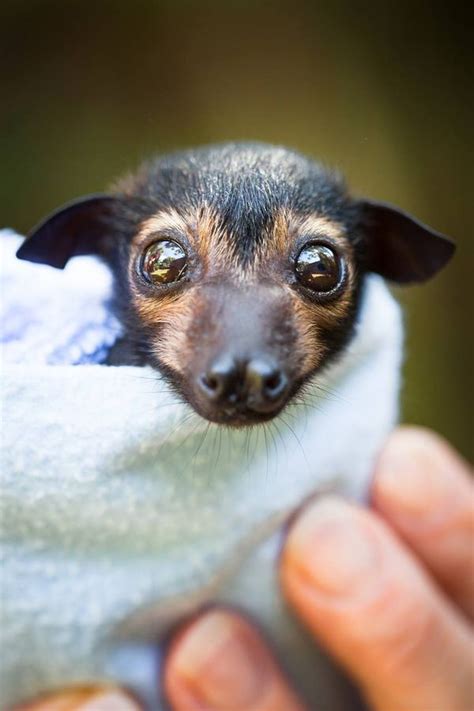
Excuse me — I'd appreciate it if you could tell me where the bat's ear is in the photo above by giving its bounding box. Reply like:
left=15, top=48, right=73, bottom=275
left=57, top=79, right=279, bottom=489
left=16, top=194, right=121, bottom=269
left=358, top=199, right=456, bottom=283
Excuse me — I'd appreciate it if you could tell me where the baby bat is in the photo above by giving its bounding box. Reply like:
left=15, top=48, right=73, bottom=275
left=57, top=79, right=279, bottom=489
left=17, top=142, right=455, bottom=426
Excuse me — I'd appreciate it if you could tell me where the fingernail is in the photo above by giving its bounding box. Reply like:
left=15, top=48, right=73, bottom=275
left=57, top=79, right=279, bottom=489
left=376, top=429, right=458, bottom=518
left=171, top=611, right=265, bottom=709
left=286, top=498, right=377, bottom=596
left=81, top=691, right=140, bottom=711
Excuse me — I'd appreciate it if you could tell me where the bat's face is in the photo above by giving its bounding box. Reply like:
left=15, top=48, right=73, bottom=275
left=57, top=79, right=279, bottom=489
left=17, top=143, right=455, bottom=427
left=125, top=204, right=360, bottom=426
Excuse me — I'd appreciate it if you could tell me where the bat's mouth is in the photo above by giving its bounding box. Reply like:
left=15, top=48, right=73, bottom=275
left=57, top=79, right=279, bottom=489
left=192, top=401, right=289, bottom=428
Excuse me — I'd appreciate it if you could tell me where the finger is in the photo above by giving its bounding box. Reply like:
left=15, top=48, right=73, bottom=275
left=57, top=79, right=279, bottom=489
left=281, top=497, right=473, bottom=711
left=372, top=426, right=474, bottom=618
left=164, top=609, right=307, bottom=711
left=12, top=687, right=140, bottom=711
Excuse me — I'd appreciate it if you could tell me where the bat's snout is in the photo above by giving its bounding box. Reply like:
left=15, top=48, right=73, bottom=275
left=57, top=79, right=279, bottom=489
left=158, top=282, right=299, bottom=426
left=196, top=353, right=290, bottom=424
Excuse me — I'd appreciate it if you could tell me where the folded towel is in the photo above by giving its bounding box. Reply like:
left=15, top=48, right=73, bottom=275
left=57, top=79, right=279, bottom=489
left=0, top=231, right=403, bottom=709
left=0, top=230, right=121, bottom=365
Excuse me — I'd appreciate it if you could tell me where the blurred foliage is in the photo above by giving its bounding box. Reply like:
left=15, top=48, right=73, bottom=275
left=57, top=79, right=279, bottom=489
left=1, top=0, right=472, bottom=457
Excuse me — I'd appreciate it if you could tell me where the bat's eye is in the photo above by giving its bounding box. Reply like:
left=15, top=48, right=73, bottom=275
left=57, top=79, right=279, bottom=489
left=141, top=240, right=187, bottom=285
left=295, top=243, right=342, bottom=292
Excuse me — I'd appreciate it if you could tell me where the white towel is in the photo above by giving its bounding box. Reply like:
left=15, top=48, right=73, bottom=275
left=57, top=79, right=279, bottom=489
left=0, top=231, right=403, bottom=709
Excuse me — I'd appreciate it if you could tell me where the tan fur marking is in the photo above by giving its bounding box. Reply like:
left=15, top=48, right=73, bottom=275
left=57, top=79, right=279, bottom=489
left=288, top=290, right=324, bottom=373
left=252, top=208, right=294, bottom=275
left=270, top=208, right=294, bottom=256
left=153, top=289, right=198, bottom=373
left=194, top=206, right=235, bottom=274
left=132, top=289, right=198, bottom=374
left=255, top=209, right=349, bottom=271
left=133, top=210, right=192, bottom=247
left=298, top=214, right=346, bottom=241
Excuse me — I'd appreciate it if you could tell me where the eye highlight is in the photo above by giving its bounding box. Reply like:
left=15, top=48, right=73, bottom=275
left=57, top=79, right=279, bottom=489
left=141, top=239, right=187, bottom=285
left=295, top=243, right=342, bottom=292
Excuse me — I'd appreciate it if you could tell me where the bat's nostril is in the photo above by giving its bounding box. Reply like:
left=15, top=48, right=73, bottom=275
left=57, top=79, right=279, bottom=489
left=198, top=355, right=240, bottom=402
left=201, top=374, right=219, bottom=392
left=264, top=371, right=285, bottom=396
left=245, top=359, right=289, bottom=410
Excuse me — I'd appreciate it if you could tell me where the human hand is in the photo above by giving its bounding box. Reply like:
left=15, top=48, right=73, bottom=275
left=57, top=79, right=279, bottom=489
left=17, top=428, right=474, bottom=711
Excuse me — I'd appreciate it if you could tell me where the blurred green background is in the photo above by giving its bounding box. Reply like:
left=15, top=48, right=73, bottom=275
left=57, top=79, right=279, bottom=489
left=1, top=0, right=472, bottom=458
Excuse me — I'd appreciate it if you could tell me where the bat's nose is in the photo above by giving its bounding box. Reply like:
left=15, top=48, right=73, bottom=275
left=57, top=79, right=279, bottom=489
left=198, top=354, right=289, bottom=415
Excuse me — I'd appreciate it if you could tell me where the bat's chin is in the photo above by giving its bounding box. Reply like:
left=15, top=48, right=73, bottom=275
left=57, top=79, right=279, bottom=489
left=192, top=402, right=288, bottom=428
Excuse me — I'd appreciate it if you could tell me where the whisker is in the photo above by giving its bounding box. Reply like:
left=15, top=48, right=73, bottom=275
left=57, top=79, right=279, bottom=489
left=262, top=424, right=270, bottom=482
left=192, top=421, right=211, bottom=471
left=154, top=411, right=199, bottom=464
left=279, top=414, right=311, bottom=475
